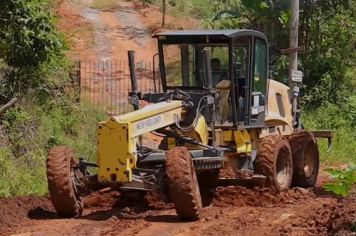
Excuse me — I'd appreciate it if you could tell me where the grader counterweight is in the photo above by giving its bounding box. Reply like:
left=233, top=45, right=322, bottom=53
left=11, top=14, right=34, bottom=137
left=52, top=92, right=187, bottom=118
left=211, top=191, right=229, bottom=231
left=46, top=29, right=334, bottom=221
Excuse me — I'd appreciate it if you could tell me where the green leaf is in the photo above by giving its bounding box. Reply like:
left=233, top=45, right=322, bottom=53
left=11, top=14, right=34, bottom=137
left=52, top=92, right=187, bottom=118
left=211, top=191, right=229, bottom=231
left=211, top=11, right=242, bottom=21
left=259, top=2, right=268, bottom=9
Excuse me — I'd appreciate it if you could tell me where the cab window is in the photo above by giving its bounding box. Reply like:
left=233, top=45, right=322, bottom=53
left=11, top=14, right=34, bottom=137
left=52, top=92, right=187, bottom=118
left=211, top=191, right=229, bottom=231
left=251, top=38, right=268, bottom=106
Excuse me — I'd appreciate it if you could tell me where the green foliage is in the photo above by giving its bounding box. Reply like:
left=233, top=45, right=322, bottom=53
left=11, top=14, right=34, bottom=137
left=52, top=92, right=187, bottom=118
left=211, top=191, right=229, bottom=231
left=0, top=0, right=69, bottom=103
left=302, top=100, right=356, bottom=165
left=0, top=97, right=106, bottom=197
left=0, top=0, right=107, bottom=197
left=323, top=165, right=356, bottom=197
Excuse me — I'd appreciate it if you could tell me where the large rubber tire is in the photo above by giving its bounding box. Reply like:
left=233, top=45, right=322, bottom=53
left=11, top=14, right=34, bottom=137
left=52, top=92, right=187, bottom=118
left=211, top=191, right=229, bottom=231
left=46, top=146, right=84, bottom=218
left=288, top=130, right=319, bottom=188
left=254, top=135, right=293, bottom=192
left=197, top=170, right=220, bottom=207
left=165, top=146, right=203, bottom=221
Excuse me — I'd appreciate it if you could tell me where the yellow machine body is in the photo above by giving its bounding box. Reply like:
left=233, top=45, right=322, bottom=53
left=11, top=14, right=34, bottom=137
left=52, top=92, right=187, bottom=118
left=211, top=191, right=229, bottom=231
left=173, top=114, right=209, bottom=150
left=96, top=78, right=305, bottom=183
left=96, top=101, right=183, bottom=183
left=260, top=79, right=294, bottom=137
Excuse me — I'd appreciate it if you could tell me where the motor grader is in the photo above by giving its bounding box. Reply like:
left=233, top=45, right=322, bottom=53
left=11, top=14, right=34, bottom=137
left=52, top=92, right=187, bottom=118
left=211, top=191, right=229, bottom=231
left=46, top=29, right=334, bottom=221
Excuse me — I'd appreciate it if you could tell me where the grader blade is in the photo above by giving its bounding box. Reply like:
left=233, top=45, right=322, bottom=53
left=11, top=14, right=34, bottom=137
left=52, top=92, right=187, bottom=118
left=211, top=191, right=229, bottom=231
left=217, top=175, right=266, bottom=188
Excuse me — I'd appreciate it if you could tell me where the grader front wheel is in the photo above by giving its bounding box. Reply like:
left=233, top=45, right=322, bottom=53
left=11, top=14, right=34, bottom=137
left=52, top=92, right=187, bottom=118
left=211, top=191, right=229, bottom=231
left=288, top=130, right=320, bottom=188
left=254, top=135, right=293, bottom=192
left=165, top=146, right=203, bottom=221
left=46, top=146, right=84, bottom=218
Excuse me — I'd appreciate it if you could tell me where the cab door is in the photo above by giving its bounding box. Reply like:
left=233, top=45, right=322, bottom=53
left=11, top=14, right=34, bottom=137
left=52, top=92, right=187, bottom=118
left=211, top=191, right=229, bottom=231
left=249, top=37, right=268, bottom=126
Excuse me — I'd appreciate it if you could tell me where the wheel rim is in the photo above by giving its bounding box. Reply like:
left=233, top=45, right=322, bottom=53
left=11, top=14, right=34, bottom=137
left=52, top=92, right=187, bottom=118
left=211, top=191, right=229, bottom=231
left=276, top=148, right=288, bottom=186
left=303, top=143, right=315, bottom=178
left=71, top=169, right=84, bottom=215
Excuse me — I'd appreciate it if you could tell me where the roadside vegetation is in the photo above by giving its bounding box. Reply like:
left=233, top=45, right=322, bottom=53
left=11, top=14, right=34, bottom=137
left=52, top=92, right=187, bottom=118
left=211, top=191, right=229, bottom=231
left=0, top=0, right=105, bottom=197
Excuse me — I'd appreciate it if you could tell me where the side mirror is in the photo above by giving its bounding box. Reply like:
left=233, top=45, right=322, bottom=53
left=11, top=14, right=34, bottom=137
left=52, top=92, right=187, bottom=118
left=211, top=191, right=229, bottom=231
left=234, top=62, right=242, bottom=79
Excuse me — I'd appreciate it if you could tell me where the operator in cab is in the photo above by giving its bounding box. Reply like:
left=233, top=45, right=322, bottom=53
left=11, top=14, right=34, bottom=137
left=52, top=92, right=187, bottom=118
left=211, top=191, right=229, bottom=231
left=210, top=58, right=228, bottom=86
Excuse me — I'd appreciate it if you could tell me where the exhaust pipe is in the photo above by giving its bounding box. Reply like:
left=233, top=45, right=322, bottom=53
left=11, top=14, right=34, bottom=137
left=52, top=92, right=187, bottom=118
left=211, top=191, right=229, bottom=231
left=127, top=50, right=139, bottom=111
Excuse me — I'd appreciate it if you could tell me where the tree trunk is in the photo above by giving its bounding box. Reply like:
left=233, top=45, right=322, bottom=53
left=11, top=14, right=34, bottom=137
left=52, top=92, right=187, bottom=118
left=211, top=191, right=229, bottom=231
left=161, top=0, right=166, bottom=28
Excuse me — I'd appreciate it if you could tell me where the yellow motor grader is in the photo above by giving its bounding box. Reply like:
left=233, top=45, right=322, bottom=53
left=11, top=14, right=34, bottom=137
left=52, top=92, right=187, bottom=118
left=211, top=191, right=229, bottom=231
left=46, top=29, right=333, bottom=221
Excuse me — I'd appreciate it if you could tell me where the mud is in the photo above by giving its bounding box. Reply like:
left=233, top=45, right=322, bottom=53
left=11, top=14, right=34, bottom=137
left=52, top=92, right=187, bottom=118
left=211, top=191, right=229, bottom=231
left=220, top=167, right=254, bottom=178
left=165, top=146, right=203, bottom=220
left=212, top=186, right=313, bottom=208
left=1, top=176, right=356, bottom=236
left=0, top=194, right=54, bottom=231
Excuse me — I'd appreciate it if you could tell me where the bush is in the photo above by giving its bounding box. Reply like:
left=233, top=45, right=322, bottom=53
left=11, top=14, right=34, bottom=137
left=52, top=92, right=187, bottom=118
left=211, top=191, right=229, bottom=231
left=0, top=96, right=106, bottom=197
left=302, top=99, right=356, bottom=165
left=0, top=0, right=108, bottom=197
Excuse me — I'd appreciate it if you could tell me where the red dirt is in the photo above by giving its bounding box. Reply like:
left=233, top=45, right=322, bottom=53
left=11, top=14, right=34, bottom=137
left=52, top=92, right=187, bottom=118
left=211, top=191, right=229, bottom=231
left=1, top=172, right=356, bottom=236
left=54, top=0, right=97, bottom=60
left=0, top=194, right=54, bottom=231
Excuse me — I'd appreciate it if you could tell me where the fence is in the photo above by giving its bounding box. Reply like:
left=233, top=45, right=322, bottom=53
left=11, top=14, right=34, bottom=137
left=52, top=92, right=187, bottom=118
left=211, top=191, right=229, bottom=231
left=77, top=60, right=162, bottom=115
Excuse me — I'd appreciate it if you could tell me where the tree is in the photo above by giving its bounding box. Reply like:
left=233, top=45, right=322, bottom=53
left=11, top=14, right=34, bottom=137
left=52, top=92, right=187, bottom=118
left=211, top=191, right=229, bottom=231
left=0, top=0, right=68, bottom=102
left=162, top=0, right=166, bottom=27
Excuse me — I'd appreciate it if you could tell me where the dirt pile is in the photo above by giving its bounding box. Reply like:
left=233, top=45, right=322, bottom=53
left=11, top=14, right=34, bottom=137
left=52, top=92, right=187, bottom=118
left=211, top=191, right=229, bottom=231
left=262, top=197, right=356, bottom=236
left=0, top=194, right=54, bottom=231
left=308, top=198, right=356, bottom=236
left=212, top=186, right=313, bottom=207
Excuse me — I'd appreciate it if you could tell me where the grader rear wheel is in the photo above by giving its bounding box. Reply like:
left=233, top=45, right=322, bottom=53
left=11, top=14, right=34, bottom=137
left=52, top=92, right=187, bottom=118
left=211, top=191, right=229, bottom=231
left=46, top=146, right=84, bottom=218
left=165, top=146, right=203, bottom=221
left=288, top=130, right=320, bottom=188
left=254, top=135, right=293, bottom=192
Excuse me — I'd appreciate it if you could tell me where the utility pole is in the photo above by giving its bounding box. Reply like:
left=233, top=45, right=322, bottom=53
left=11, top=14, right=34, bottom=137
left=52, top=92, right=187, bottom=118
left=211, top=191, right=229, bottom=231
left=281, top=0, right=303, bottom=129
left=288, top=0, right=299, bottom=98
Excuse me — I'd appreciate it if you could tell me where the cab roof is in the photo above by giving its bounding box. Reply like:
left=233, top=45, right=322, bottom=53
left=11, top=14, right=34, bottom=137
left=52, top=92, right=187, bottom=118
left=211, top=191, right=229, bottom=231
left=152, top=29, right=267, bottom=44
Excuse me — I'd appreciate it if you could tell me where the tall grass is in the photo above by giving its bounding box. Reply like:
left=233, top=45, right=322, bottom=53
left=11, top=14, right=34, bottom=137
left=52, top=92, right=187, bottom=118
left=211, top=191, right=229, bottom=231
left=302, top=99, right=356, bottom=166
left=0, top=97, right=106, bottom=197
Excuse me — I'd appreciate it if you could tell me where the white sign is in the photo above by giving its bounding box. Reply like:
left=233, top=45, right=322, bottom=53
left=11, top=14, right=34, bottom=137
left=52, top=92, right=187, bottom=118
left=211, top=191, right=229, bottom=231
left=291, top=69, right=303, bottom=82
left=136, top=114, right=164, bottom=131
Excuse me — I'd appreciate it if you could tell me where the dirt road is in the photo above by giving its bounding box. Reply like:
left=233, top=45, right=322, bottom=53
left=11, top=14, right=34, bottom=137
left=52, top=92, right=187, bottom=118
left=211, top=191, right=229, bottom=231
left=1, top=171, right=355, bottom=236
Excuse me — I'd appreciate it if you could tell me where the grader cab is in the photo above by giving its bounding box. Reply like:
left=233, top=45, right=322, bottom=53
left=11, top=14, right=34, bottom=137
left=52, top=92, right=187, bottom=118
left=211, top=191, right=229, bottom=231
left=45, top=29, right=333, bottom=221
